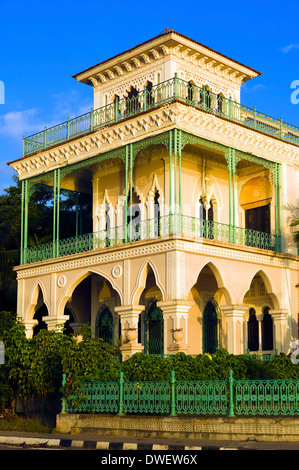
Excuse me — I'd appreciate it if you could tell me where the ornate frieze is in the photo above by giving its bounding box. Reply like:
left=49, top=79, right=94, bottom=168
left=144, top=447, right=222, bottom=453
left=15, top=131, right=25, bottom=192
left=10, top=102, right=299, bottom=182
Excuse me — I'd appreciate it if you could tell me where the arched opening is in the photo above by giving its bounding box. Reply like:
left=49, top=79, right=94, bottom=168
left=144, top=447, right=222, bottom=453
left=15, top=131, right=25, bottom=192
left=248, top=308, right=259, bottom=351
left=240, top=176, right=272, bottom=235
left=33, top=303, right=48, bottom=337
left=154, top=189, right=161, bottom=237
left=217, top=93, right=224, bottom=113
left=262, top=306, right=273, bottom=351
left=203, top=298, right=222, bottom=354
left=137, top=264, right=163, bottom=354
left=187, top=80, right=196, bottom=102
left=127, top=188, right=142, bottom=241
left=61, top=272, right=121, bottom=342
left=187, top=263, right=227, bottom=354
left=199, top=196, right=214, bottom=239
left=144, top=299, right=164, bottom=355
left=95, top=305, right=114, bottom=344
left=200, top=85, right=211, bottom=109
left=31, top=285, right=48, bottom=337
left=243, top=272, right=275, bottom=352
left=145, top=80, right=154, bottom=108
left=125, top=86, right=140, bottom=116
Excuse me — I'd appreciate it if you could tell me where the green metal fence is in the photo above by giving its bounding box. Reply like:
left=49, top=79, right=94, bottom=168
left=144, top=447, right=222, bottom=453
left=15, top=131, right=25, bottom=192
left=23, top=75, right=299, bottom=157
left=61, top=369, right=299, bottom=417
left=22, top=214, right=281, bottom=264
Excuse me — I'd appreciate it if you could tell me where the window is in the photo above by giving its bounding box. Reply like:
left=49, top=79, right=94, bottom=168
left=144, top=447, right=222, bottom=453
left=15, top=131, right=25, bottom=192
left=200, top=85, right=211, bottom=109
left=262, top=307, right=273, bottom=350
left=248, top=308, right=259, bottom=351
left=125, top=86, right=140, bottom=116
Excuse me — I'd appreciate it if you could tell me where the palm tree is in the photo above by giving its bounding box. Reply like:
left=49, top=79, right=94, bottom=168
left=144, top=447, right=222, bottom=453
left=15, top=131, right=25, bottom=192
left=290, top=219, right=299, bottom=244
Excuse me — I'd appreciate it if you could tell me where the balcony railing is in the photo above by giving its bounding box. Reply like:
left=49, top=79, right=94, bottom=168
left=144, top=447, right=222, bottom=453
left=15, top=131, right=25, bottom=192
left=23, top=75, right=299, bottom=157
left=22, top=215, right=281, bottom=265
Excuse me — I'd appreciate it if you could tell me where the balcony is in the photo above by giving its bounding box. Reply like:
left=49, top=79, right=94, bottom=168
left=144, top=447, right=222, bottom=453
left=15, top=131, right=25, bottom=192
left=22, top=215, right=281, bottom=265
left=23, top=75, right=299, bottom=158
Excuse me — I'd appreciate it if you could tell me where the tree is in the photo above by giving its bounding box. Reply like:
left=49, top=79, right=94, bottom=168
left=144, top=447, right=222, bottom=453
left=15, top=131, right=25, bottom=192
left=290, top=219, right=299, bottom=244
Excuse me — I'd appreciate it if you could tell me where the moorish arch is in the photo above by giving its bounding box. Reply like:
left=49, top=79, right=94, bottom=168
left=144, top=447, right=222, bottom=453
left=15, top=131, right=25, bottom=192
left=240, top=268, right=280, bottom=311
left=242, top=270, right=279, bottom=353
left=137, top=264, right=164, bottom=355
left=25, top=282, right=50, bottom=337
left=57, top=268, right=123, bottom=318
left=25, top=280, right=50, bottom=321
left=186, top=260, right=233, bottom=306
left=131, top=259, right=165, bottom=306
left=187, top=261, right=232, bottom=354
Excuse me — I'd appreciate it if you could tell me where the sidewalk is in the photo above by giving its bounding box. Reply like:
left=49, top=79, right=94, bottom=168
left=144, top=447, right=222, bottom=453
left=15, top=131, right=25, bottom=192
left=0, top=430, right=299, bottom=450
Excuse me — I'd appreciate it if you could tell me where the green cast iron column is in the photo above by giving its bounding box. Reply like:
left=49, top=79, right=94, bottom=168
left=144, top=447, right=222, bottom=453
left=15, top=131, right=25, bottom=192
left=125, top=145, right=129, bottom=243
left=20, top=180, right=25, bottom=264
left=23, top=179, right=29, bottom=264
left=232, top=148, right=236, bottom=242
left=178, top=129, right=182, bottom=231
left=174, top=128, right=177, bottom=228
left=52, top=170, right=57, bottom=258
left=56, top=168, right=60, bottom=257
left=275, top=162, right=282, bottom=251
left=169, top=130, right=173, bottom=233
left=130, top=143, right=133, bottom=241
left=227, top=148, right=232, bottom=243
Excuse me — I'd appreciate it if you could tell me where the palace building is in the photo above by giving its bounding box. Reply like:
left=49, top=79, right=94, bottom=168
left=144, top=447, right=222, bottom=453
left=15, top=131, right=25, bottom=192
left=8, top=30, right=299, bottom=359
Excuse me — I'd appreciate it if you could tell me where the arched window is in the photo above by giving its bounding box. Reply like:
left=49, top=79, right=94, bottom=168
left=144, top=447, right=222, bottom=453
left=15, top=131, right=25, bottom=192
left=262, top=306, right=273, bottom=350
left=144, top=300, right=164, bottom=354
left=187, top=81, right=195, bottom=102
left=145, top=81, right=154, bottom=108
left=105, top=204, right=111, bottom=247
left=199, top=197, right=214, bottom=239
left=217, top=93, right=223, bottom=113
left=200, top=85, right=211, bottom=109
left=203, top=299, right=222, bottom=354
left=248, top=308, right=259, bottom=351
left=95, top=305, right=114, bottom=344
left=113, top=94, right=120, bottom=120
left=154, top=190, right=161, bottom=236
left=127, top=188, right=141, bottom=241
left=126, top=86, right=140, bottom=116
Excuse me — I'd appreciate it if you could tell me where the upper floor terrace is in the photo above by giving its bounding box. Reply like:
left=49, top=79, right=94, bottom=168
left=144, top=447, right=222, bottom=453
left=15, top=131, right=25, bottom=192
left=7, top=31, right=299, bottom=267
left=20, top=75, right=299, bottom=159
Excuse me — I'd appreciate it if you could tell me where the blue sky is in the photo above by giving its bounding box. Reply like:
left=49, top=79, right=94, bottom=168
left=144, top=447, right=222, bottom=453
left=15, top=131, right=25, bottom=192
left=0, top=0, right=299, bottom=193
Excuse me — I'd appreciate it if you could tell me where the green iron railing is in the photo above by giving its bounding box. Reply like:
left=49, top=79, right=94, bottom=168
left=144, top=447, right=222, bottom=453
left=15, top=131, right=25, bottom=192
left=23, top=75, right=299, bottom=157
left=22, top=214, right=281, bottom=265
left=62, top=368, right=299, bottom=417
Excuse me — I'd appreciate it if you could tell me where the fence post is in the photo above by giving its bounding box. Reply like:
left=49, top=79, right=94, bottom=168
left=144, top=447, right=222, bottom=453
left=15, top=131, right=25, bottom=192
left=61, top=373, right=67, bottom=414
left=118, top=371, right=124, bottom=416
left=228, top=369, right=234, bottom=417
left=170, top=370, right=176, bottom=416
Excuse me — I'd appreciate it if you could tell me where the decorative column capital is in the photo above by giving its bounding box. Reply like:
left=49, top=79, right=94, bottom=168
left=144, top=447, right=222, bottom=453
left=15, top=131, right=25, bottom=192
left=157, top=300, right=194, bottom=317
left=23, top=319, right=38, bottom=339
left=42, top=315, right=69, bottom=331
left=220, top=305, right=248, bottom=318
left=269, top=309, right=288, bottom=320
left=115, top=305, right=144, bottom=325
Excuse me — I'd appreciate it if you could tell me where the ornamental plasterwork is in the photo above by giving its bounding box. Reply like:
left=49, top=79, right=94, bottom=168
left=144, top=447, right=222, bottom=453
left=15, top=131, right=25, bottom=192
left=15, top=237, right=299, bottom=281
left=178, top=64, right=239, bottom=101
left=102, top=70, right=157, bottom=101
left=11, top=102, right=299, bottom=182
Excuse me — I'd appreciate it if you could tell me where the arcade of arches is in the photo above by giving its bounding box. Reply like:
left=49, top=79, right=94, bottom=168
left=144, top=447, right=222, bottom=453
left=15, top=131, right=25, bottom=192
left=27, top=261, right=289, bottom=359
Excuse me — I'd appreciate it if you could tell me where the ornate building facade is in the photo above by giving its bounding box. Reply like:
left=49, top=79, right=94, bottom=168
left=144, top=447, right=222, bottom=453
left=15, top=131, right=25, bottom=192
left=8, top=30, right=299, bottom=358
